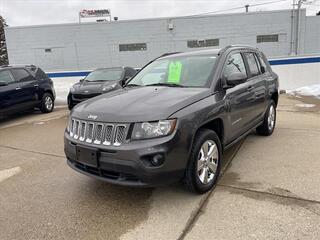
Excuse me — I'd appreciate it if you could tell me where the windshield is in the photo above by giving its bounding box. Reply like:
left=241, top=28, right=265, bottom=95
left=85, top=68, right=123, bottom=82
left=128, top=55, right=217, bottom=88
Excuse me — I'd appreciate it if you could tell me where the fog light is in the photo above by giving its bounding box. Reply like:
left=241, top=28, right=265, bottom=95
left=151, top=154, right=164, bottom=166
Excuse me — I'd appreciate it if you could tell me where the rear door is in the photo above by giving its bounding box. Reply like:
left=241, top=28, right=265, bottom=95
left=10, top=68, right=39, bottom=108
left=243, top=52, right=267, bottom=123
left=223, top=52, right=255, bottom=142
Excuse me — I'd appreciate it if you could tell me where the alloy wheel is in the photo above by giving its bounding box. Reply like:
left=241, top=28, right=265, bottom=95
left=197, top=140, right=219, bottom=184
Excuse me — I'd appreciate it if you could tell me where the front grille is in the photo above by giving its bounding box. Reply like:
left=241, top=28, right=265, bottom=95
left=73, top=93, right=100, bottom=100
left=69, top=118, right=129, bottom=146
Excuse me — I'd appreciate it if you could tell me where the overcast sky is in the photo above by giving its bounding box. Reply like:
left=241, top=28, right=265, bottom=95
left=0, top=0, right=319, bottom=26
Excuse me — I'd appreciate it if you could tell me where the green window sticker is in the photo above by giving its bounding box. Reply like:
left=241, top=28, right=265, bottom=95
left=167, top=61, right=182, bottom=83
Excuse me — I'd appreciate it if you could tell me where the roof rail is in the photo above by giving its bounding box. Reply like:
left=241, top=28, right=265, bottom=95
left=218, top=45, right=258, bottom=55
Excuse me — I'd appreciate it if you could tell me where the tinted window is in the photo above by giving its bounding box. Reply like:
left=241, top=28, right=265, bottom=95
left=245, top=53, right=260, bottom=77
left=11, top=69, right=35, bottom=82
left=223, top=53, right=247, bottom=79
left=257, top=53, right=268, bottom=73
left=119, top=43, right=147, bottom=52
left=35, top=68, right=49, bottom=80
left=257, top=34, right=279, bottom=43
left=0, top=70, right=15, bottom=84
left=187, top=39, right=219, bottom=48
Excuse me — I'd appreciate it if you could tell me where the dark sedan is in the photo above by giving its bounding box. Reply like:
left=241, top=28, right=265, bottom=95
left=67, top=67, right=136, bottom=110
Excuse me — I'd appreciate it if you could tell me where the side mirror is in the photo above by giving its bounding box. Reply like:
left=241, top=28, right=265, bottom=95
left=226, top=72, right=247, bottom=86
left=260, top=66, right=266, bottom=74
left=79, top=78, right=84, bottom=83
left=0, top=81, right=8, bottom=87
left=123, top=76, right=131, bottom=84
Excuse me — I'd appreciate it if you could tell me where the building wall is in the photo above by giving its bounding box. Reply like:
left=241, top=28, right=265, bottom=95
left=5, top=9, right=318, bottom=72
left=304, top=16, right=320, bottom=54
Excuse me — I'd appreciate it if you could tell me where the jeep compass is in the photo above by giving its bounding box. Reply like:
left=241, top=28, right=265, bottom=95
left=64, top=45, right=278, bottom=193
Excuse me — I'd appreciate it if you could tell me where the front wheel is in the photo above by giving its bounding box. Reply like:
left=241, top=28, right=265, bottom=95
left=40, top=93, right=54, bottom=113
left=256, top=101, right=276, bottom=136
left=184, top=129, right=222, bottom=194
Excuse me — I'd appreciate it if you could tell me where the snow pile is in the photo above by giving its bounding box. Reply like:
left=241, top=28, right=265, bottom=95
left=52, top=77, right=80, bottom=105
left=288, top=84, right=320, bottom=99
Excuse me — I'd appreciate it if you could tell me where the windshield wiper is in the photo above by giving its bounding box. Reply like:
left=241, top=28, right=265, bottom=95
left=145, top=83, right=185, bottom=87
left=125, top=83, right=142, bottom=87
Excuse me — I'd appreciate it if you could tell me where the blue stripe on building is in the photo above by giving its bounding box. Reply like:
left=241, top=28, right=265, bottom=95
left=47, top=56, right=320, bottom=78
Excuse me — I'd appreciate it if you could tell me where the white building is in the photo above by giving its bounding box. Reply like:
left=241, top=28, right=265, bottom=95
left=5, top=9, right=320, bottom=72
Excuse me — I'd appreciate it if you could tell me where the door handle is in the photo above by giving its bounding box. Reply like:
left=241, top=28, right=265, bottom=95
left=34, top=84, right=39, bottom=87
left=247, top=86, right=254, bottom=91
left=15, top=87, right=21, bottom=90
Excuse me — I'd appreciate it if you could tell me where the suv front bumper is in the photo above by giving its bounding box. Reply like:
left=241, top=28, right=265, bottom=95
left=64, top=130, right=189, bottom=187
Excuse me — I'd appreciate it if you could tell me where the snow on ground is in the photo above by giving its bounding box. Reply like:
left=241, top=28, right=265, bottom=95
left=287, top=84, right=320, bottom=99
left=295, top=103, right=316, bottom=108
left=52, top=77, right=81, bottom=105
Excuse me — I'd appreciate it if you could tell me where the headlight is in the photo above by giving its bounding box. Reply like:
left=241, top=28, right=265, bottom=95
left=102, top=83, right=117, bottom=92
left=132, top=119, right=177, bottom=140
left=67, top=116, right=72, bottom=133
left=70, top=87, right=75, bottom=93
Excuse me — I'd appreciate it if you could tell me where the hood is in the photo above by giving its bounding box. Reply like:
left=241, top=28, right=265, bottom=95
left=72, top=80, right=119, bottom=95
left=72, top=86, right=211, bottom=122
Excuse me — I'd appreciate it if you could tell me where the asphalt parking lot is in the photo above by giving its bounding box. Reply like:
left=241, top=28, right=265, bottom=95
left=0, top=94, right=319, bottom=240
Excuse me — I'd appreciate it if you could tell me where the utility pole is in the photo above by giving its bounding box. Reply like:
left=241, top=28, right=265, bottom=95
left=295, top=0, right=308, bottom=55
left=245, top=4, right=250, bottom=13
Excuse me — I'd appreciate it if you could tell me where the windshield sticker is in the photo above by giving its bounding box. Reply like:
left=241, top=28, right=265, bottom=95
left=167, top=61, right=182, bottom=83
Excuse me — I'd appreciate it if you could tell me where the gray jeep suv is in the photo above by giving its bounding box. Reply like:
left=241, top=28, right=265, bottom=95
left=64, top=45, right=278, bottom=194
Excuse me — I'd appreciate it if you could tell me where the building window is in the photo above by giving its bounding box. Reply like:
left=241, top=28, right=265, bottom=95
left=44, top=48, right=52, bottom=53
left=119, top=43, right=147, bottom=52
left=187, top=39, right=219, bottom=48
left=257, top=34, right=279, bottom=43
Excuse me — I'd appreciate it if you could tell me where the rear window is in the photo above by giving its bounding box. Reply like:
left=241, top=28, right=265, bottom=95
left=245, top=53, right=260, bottom=77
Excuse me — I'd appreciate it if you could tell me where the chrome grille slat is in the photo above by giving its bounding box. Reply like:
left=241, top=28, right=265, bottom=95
left=94, top=124, right=104, bottom=144
left=86, top=123, right=94, bottom=143
left=70, top=118, right=127, bottom=146
left=103, top=125, right=114, bottom=146
left=79, top=122, right=86, bottom=141
left=114, top=125, right=126, bottom=146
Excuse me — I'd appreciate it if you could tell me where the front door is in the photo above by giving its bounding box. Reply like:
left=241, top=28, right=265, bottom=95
left=222, top=52, right=256, bottom=143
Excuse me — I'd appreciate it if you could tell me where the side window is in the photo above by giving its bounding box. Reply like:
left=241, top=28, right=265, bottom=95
left=0, top=70, right=15, bottom=84
left=257, top=54, right=268, bottom=73
left=10, top=69, right=35, bottom=82
left=223, top=53, right=247, bottom=79
left=245, top=53, right=260, bottom=77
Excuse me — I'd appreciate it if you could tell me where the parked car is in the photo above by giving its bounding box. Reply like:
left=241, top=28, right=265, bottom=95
left=0, top=65, right=55, bottom=116
left=64, top=45, right=278, bottom=194
left=67, top=67, right=137, bottom=110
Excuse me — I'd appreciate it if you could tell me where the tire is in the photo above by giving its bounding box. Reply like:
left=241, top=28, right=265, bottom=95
left=40, top=93, right=54, bottom=113
left=256, top=100, right=276, bottom=136
left=68, top=96, right=74, bottom=110
left=184, top=129, right=222, bottom=194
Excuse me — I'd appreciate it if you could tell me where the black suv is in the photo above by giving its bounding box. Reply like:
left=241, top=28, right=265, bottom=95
left=0, top=65, right=55, bottom=116
left=68, top=67, right=137, bottom=110
left=64, top=46, right=278, bottom=194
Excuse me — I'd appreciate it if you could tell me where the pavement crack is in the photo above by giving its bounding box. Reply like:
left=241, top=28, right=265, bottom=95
left=177, top=139, right=246, bottom=240
left=218, top=184, right=320, bottom=206
left=0, top=144, right=65, bottom=159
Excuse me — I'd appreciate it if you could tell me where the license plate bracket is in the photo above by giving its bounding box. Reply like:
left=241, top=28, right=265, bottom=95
left=76, top=146, right=98, bottom=168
